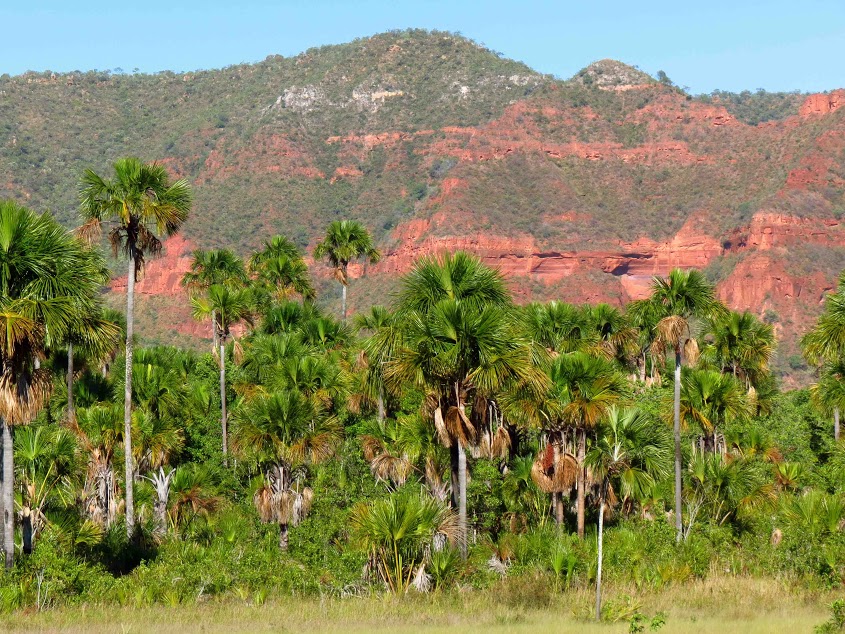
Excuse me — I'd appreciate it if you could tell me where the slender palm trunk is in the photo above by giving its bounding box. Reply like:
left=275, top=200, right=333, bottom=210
left=341, top=283, right=348, bottom=322
left=210, top=309, right=218, bottom=352
left=377, top=385, right=385, bottom=422
left=673, top=347, right=683, bottom=542
left=577, top=429, right=586, bottom=539
left=449, top=444, right=459, bottom=510
left=2, top=418, right=14, bottom=569
left=553, top=442, right=564, bottom=526
left=595, top=486, right=606, bottom=622
left=835, top=407, right=840, bottom=443
left=279, top=522, right=289, bottom=551
left=220, top=340, right=228, bottom=466
left=639, top=351, right=647, bottom=383
left=67, top=343, right=74, bottom=420
left=124, top=255, right=136, bottom=538
left=458, top=441, right=467, bottom=558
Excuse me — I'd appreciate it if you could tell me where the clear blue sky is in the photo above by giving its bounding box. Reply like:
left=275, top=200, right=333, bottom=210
left=2, top=0, right=843, bottom=93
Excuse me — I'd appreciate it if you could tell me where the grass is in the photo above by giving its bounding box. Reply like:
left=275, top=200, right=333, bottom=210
left=3, top=576, right=834, bottom=633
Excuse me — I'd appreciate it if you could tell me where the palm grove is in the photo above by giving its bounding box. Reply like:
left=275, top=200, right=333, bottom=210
left=0, top=156, right=844, bottom=617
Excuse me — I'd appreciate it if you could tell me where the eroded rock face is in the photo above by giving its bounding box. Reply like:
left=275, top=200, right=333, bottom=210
left=799, top=90, right=845, bottom=117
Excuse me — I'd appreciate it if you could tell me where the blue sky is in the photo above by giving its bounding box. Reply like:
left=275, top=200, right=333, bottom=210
left=2, top=0, right=843, bottom=93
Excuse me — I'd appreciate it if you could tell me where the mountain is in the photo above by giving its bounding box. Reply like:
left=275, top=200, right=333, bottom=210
left=2, top=29, right=844, bottom=383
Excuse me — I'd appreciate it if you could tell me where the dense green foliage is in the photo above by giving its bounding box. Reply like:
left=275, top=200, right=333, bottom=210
left=2, top=187, right=845, bottom=622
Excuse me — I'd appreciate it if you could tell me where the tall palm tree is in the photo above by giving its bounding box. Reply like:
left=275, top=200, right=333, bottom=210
left=550, top=352, right=629, bottom=538
left=232, top=389, right=341, bottom=550
left=70, top=404, right=123, bottom=528
left=248, top=234, right=302, bottom=270
left=811, top=360, right=845, bottom=441
left=314, top=220, right=380, bottom=321
left=248, top=236, right=314, bottom=307
left=181, top=248, right=248, bottom=350
left=79, top=157, right=192, bottom=537
left=680, top=369, right=750, bottom=454
left=703, top=310, right=775, bottom=390
left=587, top=406, right=672, bottom=620
left=803, top=280, right=845, bottom=442
left=629, top=269, right=723, bottom=542
left=387, top=253, right=544, bottom=555
left=64, top=309, right=124, bottom=422
left=191, top=284, right=253, bottom=463
left=0, top=199, right=115, bottom=568
left=355, top=306, right=399, bottom=421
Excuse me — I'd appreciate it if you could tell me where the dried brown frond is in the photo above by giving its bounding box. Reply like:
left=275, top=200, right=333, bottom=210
left=253, top=485, right=275, bottom=523
left=684, top=337, right=699, bottom=366
left=232, top=339, right=245, bottom=365
left=552, top=453, right=578, bottom=492
left=531, top=454, right=555, bottom=494
left=0, top=369, right=52, bottom=425
left=75, top=218, right=102, bottom=245
left=433, top=407, right=451, bottom=447
left=657, top=315, right=687, bottom=348
left=277, top=491, right=292, bottom=524
left=361, top=435, right=384, bottom=463
left=491, top=426, right=511, bottom=460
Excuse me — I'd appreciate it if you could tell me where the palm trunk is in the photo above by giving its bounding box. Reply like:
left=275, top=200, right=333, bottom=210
left=639, top=351, right=647, bottom=383
left=341, top=282, right=348, bottom=323
left=124, top=254, right=136, bottom=538
left=220, top=340, right=228, bottom=466
left=595, top=485, right=606, bottom=622
left=673, top=346, right=683, bottom=542
left=576, top=429, right=586, bottom=539
left=553, top=442, right=564, bottom=526
left=279, top=522, right=289, bottom=551
left=835, top=407, right=840, bottom=443
left=449, top=444, right=459, bottom=510
left=2, top=418, right=14, bottom=569
left=377, top=385, right=385, bottom=422
left=210, top=309, right=218, bottom=352
left=67, top=343, right=74, bottom=420
left=458, top=441, right=468, bottom=558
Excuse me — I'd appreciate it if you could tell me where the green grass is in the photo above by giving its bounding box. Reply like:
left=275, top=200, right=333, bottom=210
left=4, top=576, right=833, bottom=633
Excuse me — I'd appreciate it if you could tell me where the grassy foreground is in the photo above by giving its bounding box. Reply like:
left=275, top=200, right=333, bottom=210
left=0, top=576, right=834, bottom=634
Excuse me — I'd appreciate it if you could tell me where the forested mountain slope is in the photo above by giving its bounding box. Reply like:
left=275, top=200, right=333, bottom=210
left=2, top=29, right=843, bottom=381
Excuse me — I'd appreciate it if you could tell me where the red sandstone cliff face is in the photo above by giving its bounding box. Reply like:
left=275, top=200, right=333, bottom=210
left=799, top=90, right=845, bottom=117
left=119, top=208, right=845, bottom=351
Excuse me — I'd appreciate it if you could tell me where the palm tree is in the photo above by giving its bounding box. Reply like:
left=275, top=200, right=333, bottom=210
left=550, top=352, right=629, bottom=539
left=803, top=282, right=845, bottom=442
left=64, top=309, right=124, bottom=422
left=355, top=306, right=399, bottom=421
left=181, top=249, right=248, bottom=350
left=191, top=285, right=253, bottom=464
left=232, top=389, right=341, bottom=550
left=703, top=310, right=775, bottom=390
left=349, top=490, right=461, bottom=594
left=587, top=406, right=672, bottom=620
left=248, top=234, right=302, bottom=270
left=680, top=369, right=750, bottom=454
left=15, top=425, right=80, bottom=553
left=249, top=236, right=314, bottom=308
left=811, top=360, right=845, bottom=442
left=0, top=199, right=114, bottom=568
left=386, top=253, right=544, bottom=554
left=71, top=404, right=124, bottom=528
left=629, top=268, right=724, bottom=542
left=314, top=220, right=380, bottom=321
left=79, top=157, right=192, bottom=537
